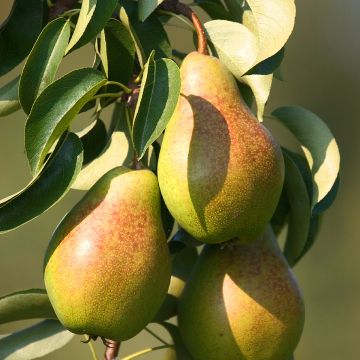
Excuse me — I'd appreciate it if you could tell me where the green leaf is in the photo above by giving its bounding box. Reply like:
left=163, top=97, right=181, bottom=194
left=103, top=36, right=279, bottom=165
left=0, top=289, right=56, bottom=325
left=282, top=152, right=311, bottom=267
left=241, top=73, right=273, bottom=121
left=25, top=68, right=106, bottom=174
left=204, top=20, right=258, bottom=79
left=76, top=118, right=107, bottom=165
left=119, top=0, right=172, bottom=67
left=19, top=18, right=71, bottom=114
left=0, top=133, right=83, bottom=233
left=72, top=103, right=134, bottom=191
left=246, top=47, right=285, bottom=75
left=0, top=320, right=74, bottom=360
left=271, top=106, right=340, bottom=207
left=271, top=188, right=289, bottom=237
left=313, top=174, right=340, bottom=214
left=0, top=76, right=21, bottom=117
left=195, top=0, right=232, bottom=21
left=223, top=0, right=243, bottom=22
left=133, top=53, right=180, bottom=159
left=138, top=0, right=164, bottom=21
left=243, top=0, right=296, bottom=63
left=100, top=19, right=135, bottom=85
left=0, top=0, right=44, bottom=76
left=66, top=0, right=118, bottom=53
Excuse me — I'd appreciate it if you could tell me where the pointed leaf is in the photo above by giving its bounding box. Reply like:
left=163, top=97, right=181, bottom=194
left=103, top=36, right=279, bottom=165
left=0, top=133, right=83, bottom=233
left=119, top=0, right=172, bottom=67
left=138, top=0, right=164, bottom=21
left=0, top=0, right=44, bottom=76
left=0, top=76, right=21, bottom=117
left=204, top=20, right=258, bottom=79
left=133, top=54, right=180, bottom=159
left=19, top=18, right=71, bottom=114
left=313, top=174, right=340, bottom=214
left=66, top=0, right=118, bottom=52
left=0, top=320, right=74, bottom=360
left=100, top=19, right=135, bottom=85
left=0, top=289, right=56, bottom=325
left=241, top=73, right=273, bottom=121
left=271, top=106, right=340, bottom=206
left=25, top=68, right=106, bottom=174
left=196, top=0, right=232, bottom=21
left=244, top=0, right=296, bottom=63
left=282, top=152, right=311, bottom=267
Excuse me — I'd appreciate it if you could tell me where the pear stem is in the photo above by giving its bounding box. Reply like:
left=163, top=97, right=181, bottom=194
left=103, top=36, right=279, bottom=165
left=104, top=340, right=121, bottom=360
left=160, top=0, right=209, bottom=55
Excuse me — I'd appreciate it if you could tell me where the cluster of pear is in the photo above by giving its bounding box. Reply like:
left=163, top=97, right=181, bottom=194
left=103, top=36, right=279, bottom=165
left=44, top=52, right=304, bottom=359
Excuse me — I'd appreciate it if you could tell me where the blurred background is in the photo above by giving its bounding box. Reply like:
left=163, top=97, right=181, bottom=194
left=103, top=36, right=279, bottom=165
left=0, top=0, right=359, bottom=359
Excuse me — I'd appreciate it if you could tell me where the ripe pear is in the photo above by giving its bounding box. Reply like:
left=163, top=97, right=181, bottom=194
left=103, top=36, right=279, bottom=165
left=158, top=52, right=284, bottom=243
left=154, top=245, right=198, bottom=322
left=44, top=167, right=171, bottom=341
left=178, top=227, right=304, bottom=360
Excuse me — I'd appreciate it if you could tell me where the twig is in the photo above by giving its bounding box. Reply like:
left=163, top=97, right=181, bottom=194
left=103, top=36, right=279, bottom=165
left=160, top=0, right=209, bottom=55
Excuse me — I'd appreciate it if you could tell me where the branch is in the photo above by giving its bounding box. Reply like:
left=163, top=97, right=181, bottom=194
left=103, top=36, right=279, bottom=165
left=160, top=0, right=209, bottom=55
left=49, top=0, right=78, bottom=20
left=104, top=340, right=121, bottom=360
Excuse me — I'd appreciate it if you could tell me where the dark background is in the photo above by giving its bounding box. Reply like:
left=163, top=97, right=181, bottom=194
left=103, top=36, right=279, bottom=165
left=0, top=0, right=359, bottom=358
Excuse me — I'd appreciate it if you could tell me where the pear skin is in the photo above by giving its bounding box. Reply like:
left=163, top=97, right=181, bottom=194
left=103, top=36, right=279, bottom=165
left=158, top=52, right=284, bottom=243
left=44, top=168, right=171, bottom=341
left=178, top=227, right=304, bottom=360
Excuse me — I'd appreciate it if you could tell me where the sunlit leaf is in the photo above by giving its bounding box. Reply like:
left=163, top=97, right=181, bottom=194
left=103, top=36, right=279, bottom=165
left=133, top=52, right=181, bottom=159
left=0, top=320, right=74, bottom=360
left=19, top=18, right=71, bottom=114
left=271, top=106, right=340, bottom=206
left=244, top=0, right=296, bottom=63
left=0, top=133, right=83, bottom=233
left=25, top=68, right=106, bottom=174
left=0, top=77, right=21, bottom=117
left=0, top=289, right=56, bottom=325
left=0, top=0, right=44, bottom=76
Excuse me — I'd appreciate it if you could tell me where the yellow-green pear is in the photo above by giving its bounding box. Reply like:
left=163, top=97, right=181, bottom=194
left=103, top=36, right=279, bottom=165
left=178, top=227, right=304, bottom=360
left=44, top=167, right=171, bottom=341
left=158, top=52, right=284, bottom=243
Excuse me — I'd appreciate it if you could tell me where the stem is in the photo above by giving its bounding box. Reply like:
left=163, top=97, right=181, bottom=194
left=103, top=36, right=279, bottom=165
left=49, top=0, right=78, bottom=20
left=145, top=327, right=170, bottom=346
left=122, top=345, right=172, bottom=360
left=106, top=81, right=133, bottom=94
left=93, top=92, right=123, bottom=100
left=157, top=10, right=195, bottom=32
left=160, top=0, right=209, bottom=55
left=104, top=340, right=121, bottom=360
left=83, top=335, right=99, bottom=360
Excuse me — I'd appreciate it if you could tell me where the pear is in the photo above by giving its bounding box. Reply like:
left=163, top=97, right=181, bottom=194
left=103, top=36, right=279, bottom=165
left=178, top=227, right=304, bottom=360
left=154, top=245, right=198, bottom=322
left=44, top=167, right=171, bottom=341
left=158, top=52, right=284, bottom=243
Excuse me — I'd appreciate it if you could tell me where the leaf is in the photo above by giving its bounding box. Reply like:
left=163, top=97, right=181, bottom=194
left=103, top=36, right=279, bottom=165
left=0, top=76, right=21, bottom=117
left=138, top=0, right=164, bottom=21
left=271, top=187, right=289, bottom=237
left=100, top=19, right=135, bottom=85
left=133, top=53, right=180, bottom=159
left=204, top=20, right=259, bottom=79
left=66, top=0, right=118, bottom=53
left=282, top=152, right=311, bottom=267
left=195, top=0, right=232, bottom=21
left=72, top=103, right=134, bottom=191
left=0, top=320, right=74, bottom=360
left=76, top=118, right=107, bottom=165
left=246, top=47, right=285, bottom=75
left=0, top=133, right=83, bottom=233
left=0, top=0, right=44, bottom=76
left=19, top=18, right=71, bottom=114
left=313, top=174, right=340, bottom=214
left=244, top=0, right=296, bottom=63
left=119, top=0, right=172, bottom=67
left=240, top=73, right=273, bottom=121
left=25, top=68, right=106, bottom=175
left=271, top=106, right=340, bottom=206
left=0, top=289, right=56, bottom=325
left=223, top=0, right=243, bottom=22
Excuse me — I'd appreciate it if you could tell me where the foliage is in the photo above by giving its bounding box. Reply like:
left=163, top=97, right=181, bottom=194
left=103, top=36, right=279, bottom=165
left=0, top=0, right=340, bottom=359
